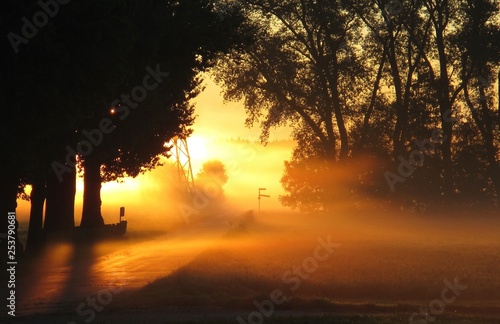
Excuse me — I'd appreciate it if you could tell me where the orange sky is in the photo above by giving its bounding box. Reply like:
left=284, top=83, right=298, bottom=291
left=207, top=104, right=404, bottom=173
left=16, top=78, right=295, bottom=224
left=192, top=78, right=293, bottom=143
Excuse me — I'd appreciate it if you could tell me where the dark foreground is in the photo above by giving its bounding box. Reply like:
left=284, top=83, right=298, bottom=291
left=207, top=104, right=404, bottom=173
left=5, top=309, right=500, bottom=324
left=4, top=208, right=500, bottom=323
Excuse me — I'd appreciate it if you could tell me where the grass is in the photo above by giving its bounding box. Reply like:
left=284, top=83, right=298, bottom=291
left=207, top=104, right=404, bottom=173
left=8, top=311, right=500, bottom=323
left=11, top=208, right=500, bottom=323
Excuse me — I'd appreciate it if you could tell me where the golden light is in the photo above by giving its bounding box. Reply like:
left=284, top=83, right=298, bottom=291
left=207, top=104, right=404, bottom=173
left=102, top=178, right=141, bottom=192
left=187, top=135, right=209, bottom=164
left=110, top=107, right=116, bottom=115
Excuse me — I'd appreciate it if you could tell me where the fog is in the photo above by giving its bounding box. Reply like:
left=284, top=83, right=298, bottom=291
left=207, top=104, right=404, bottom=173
left=18, top=199, right=500, bottom=320
left=17, top=183, right=500, bottom=317
left=16, top=139, right=293, bottom=229
left=14, top=139, right=500, bottom=322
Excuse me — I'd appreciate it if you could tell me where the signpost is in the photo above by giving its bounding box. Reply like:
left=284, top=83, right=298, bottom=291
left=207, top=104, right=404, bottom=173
left=120, top=206, right=125, bottom=222
left=258, top=188, right=270, bottom=213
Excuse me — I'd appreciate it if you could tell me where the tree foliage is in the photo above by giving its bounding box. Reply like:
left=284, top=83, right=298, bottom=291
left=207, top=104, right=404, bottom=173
left=196, top=160, right=229, bottom=190
left=0, top=0, right=247, bottom=252
left=214, top=0, right=500, bottom=211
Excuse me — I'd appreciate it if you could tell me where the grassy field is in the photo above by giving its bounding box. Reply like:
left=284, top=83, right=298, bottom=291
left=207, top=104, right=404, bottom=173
left=7, top=310, right=500, bottom=323
left=8, top=206, right=500, bottom=323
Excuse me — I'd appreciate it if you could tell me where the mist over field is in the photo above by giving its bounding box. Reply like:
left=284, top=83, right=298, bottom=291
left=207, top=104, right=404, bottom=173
left=11, top=110, right=500, bottom=324
left=14, top=197, right=500, bottom=323
left=13, top=136, right=500, bottom=322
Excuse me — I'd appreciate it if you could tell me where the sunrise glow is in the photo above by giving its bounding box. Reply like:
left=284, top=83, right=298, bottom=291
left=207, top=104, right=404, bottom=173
left=6, top=1, right=500, bottom=323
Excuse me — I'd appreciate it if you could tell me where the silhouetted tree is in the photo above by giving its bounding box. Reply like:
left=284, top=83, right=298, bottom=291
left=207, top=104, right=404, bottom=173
left=216, top=0, right=500, bottom=211
left=215, top=0, right=369, bottom=161
left=76, top=0, right=246, bottom=228
left=1, top=0, right=247, bottom=252
left=196, top=160, right=229, bottom=193
left=456, top=0, right=500, bottom=197
left=0, top=0, right=84, bottom=249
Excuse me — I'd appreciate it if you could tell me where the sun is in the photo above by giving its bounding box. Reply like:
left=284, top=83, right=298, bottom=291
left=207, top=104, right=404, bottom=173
left=185, top=135, right=212, bottom=175
left=187, top=135, right=209, bottom=163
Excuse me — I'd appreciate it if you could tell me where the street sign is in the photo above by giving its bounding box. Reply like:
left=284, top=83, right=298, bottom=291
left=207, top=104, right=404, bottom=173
left=258, top=188, right=270, bottom=213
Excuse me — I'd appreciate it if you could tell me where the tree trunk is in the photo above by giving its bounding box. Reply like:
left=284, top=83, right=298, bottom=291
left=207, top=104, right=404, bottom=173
left=359, top=46, right=387, bottom=149
left=387, top=33, right=406, bottom=159
left=463, top=82, right=500, bottom=196
left=0, top=176, right=19, bottom=280
left=44, top=164, right=76, bottom=233
left=26, top=176, right=46, bottom=254
left=81, top=159, right=105, bottom=228
left=328, top=54, right=349, bottom=160
left=436, top=29, right=454, bottom=197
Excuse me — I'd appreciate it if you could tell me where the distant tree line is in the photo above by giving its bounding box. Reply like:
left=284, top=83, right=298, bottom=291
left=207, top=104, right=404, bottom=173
left=0, top=0, right=246, bottom=255
left=214, top=0, right=500, bottom=212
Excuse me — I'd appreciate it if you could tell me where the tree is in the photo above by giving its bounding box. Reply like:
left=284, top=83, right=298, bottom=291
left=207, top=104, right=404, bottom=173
left=456, top=0, right=500, bottom=197
left=196, top=160, right=229, bottom=192
left=0, top=0, right=85, bottom=248
left=76, top=0, right=246, bottom=228
left=216, top=0, right=500, bottom=211
left=215, top=0, right=369, bottom=161
left=1, top=0, right=248, bottom=253
left=417, top=0, right=460, bottom=196
left=189, top=159, right=229, bottom=220
left=215, top=0, right=394, bottom=210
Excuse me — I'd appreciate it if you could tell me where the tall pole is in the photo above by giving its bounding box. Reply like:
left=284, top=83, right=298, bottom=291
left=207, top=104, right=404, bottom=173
left=258, top=188, right=270, bottom=213
left=258, top=190, right=260, bottom=213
